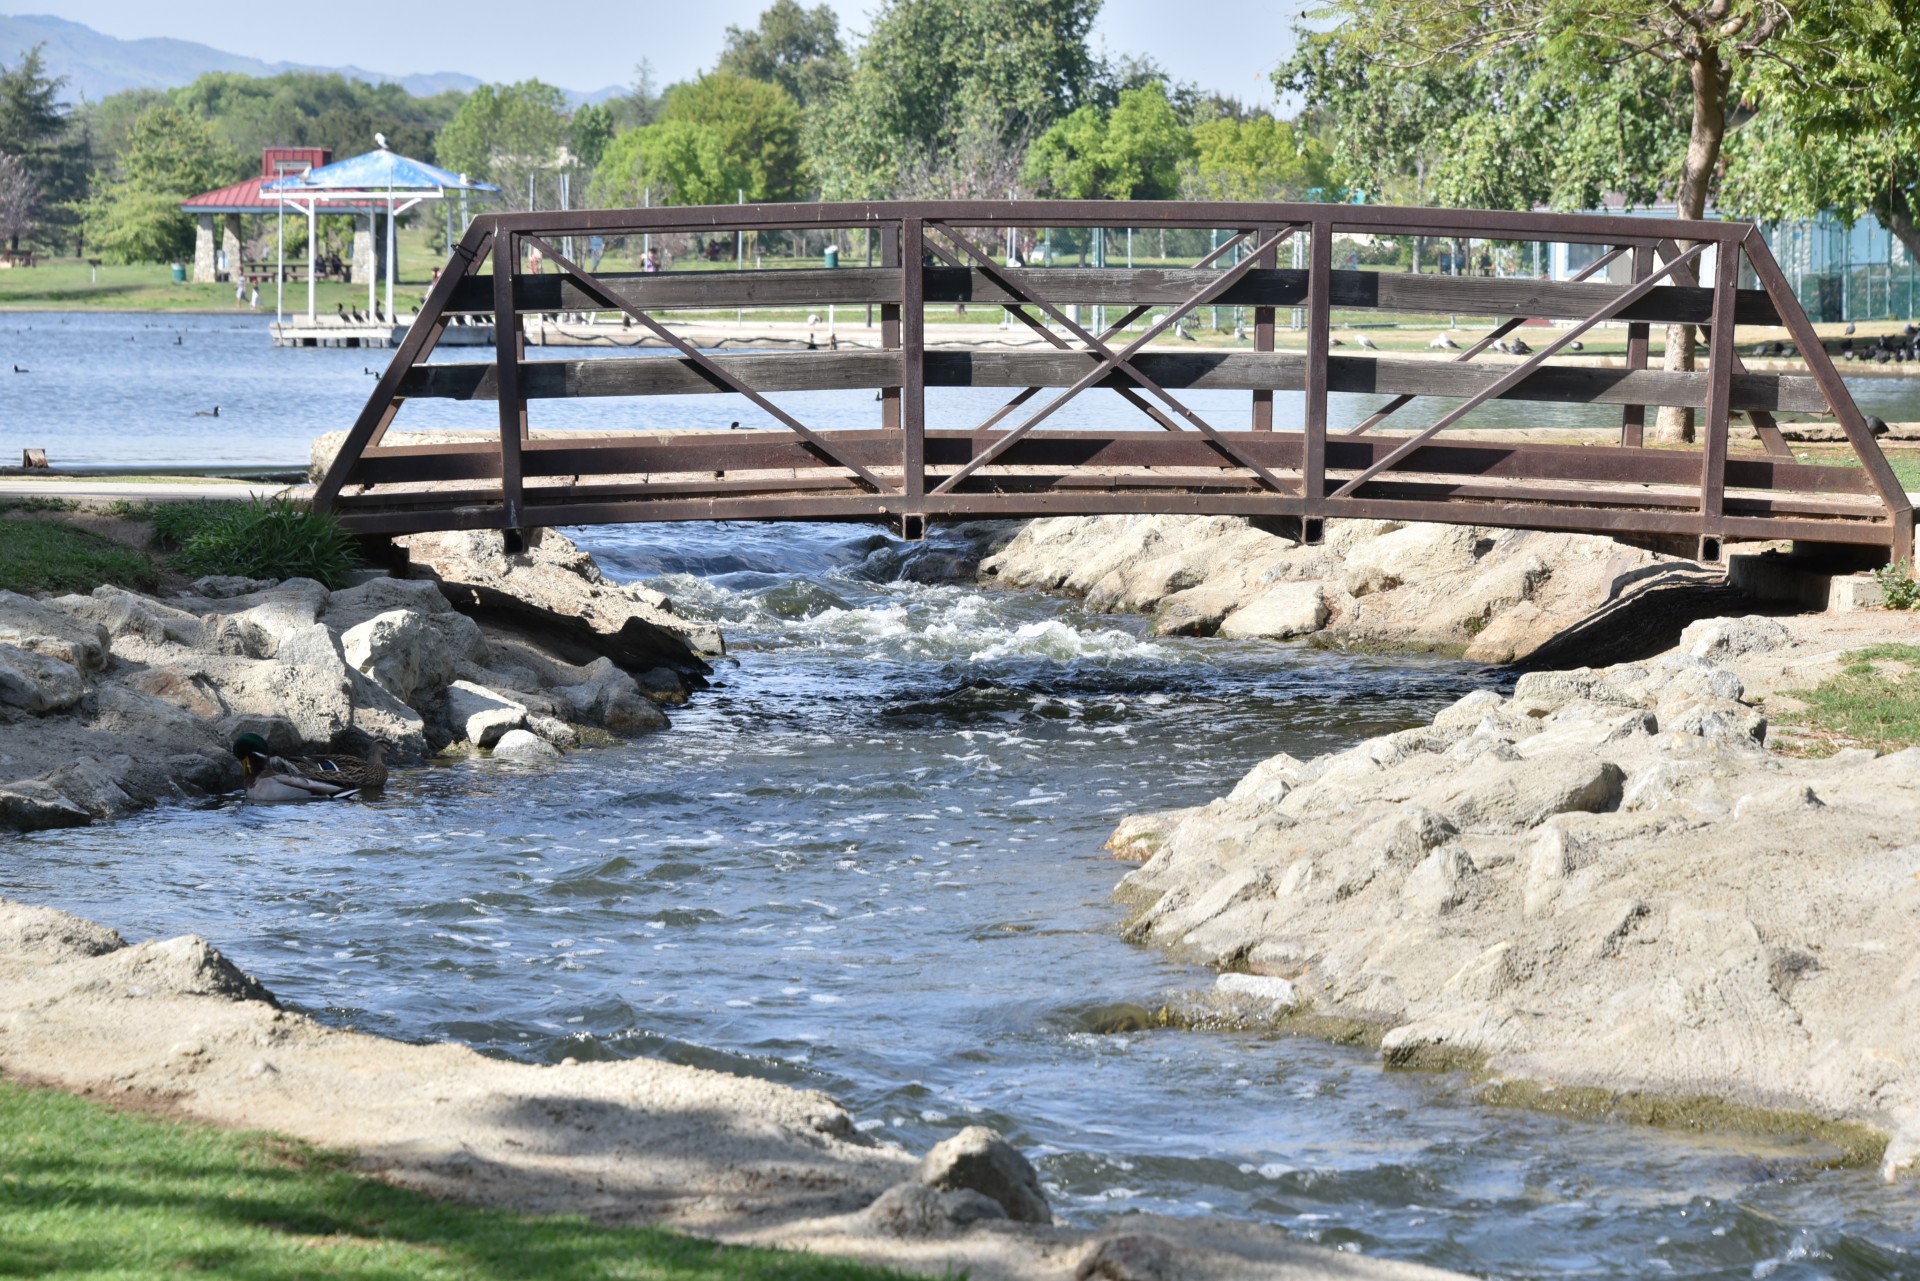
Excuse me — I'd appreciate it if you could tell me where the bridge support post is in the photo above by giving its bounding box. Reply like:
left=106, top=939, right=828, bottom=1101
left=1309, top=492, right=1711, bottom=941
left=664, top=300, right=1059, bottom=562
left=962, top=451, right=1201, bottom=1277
left=1300, top=218, right=1332, bottom=539
left=900, top=217, right=926, bottom=514
left=880, top=223, right=901, bottom=431
left=1698, top=237, right=1740, bottom=558
left=1252, top=223, right=1278, bottom=432
left=1622, top=243, right=1651, bottom=447
left=492, top=232, right=527, bottom=534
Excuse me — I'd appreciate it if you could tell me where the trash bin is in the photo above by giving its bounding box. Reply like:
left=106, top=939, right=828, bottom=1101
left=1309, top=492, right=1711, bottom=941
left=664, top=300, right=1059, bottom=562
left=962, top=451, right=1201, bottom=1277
left=823, top=244, right=839, bottom=269
left=170, top=263, right=186, bottom=282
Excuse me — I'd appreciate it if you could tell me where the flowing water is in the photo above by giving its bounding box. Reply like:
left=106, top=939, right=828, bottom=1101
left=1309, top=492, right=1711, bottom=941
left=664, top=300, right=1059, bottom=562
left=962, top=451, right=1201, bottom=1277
left=5, top=311, right=1920, bottom=1278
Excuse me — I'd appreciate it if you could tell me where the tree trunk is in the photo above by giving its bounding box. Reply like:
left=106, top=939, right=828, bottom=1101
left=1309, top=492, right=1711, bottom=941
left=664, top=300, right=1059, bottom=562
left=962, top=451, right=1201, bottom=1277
left=1654, top=44, right=1733, bottom=446
left=1878, top=185, right=1920, bottom=268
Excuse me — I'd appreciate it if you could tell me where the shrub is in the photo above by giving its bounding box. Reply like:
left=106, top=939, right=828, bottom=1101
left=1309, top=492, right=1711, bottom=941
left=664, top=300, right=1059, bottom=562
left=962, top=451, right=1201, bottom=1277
left=1871, top=559, right=1920, bottom=610
left=148, top=499, right=243, bottom=549
left=169, top=497, right=358, bottom=589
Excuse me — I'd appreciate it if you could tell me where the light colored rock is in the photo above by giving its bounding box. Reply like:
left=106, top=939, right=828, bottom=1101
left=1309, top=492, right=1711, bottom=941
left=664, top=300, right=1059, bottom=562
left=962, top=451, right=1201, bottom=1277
left=0, top=590, right=109, bottom=670
left=398, top=527, right=720, bottom=670
left=446, top=680, right=528, bottom=748
left=1216, top=582, right=1328, bottom=640
left=917, top=1126, right=1052, bottom=1225
left=492, top=728, right=560, bottom=759
left=339, top=609, right=460, bottom=706
left=1679, top=615, right=1793, bottom=661
left=0, top=781, right=90, bottom=831
left=1402, top=845, right=1476, bottom=914
left=0, top=643, right=83, bottom=713
left=1213, top=973, right=1298, bottom=1011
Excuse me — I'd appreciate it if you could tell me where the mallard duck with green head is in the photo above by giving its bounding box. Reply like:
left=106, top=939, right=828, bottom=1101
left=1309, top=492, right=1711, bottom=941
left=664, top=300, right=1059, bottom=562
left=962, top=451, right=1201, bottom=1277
left=232, top=732, right=388, bottom=803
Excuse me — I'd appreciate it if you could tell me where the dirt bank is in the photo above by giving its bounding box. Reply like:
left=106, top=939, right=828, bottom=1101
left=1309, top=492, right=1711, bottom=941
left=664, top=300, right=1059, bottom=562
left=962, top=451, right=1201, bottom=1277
left=1105, top=611, right=1920, bottom=1180
left=0, top=897, right=1468, bottom=1281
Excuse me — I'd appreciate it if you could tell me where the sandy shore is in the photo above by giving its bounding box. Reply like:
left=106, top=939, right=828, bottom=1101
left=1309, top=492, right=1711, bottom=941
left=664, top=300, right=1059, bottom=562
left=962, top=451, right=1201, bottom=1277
left=0, top=897, right=1468, bottom=1281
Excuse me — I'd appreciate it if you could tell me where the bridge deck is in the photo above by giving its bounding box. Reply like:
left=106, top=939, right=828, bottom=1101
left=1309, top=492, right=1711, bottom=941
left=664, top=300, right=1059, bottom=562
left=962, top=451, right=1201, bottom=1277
left=316, top=201, right=1913, bottom=563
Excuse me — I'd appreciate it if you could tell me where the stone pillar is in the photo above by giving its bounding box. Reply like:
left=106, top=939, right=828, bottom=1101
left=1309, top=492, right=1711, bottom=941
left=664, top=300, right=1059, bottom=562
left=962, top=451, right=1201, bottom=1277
left=192, top=214, right=216, bottom=282
left=349, top=212, right=387, bottom=285
left=222, top=214, right=243, bottom=284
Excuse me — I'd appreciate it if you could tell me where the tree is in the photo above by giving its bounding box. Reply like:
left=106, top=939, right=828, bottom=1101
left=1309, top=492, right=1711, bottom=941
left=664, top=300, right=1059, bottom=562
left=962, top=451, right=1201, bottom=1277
left=0, top=151, right=36, bottom=245
left=717, top=1, right=850, bottom=106
left=166, top=72, right=459, bottom=165
left=435, top=81, right=571, bottom=209
left=589, top=72, right=806, bottom=207
left=570, top=102, right=615, bottom=172
left=1024, top=83, right=1193, bottom=200
left=0, top=46, right=88, bottom=252
left=1282, top=1, right=1789, bottom=441
left=85, top=103, right=243, bottom=262
left=807, top=0, right=1102, bottom=199
left=1722, top=0, right=1920, bottom=262
left=1182, top=115, right=1328, bottom=202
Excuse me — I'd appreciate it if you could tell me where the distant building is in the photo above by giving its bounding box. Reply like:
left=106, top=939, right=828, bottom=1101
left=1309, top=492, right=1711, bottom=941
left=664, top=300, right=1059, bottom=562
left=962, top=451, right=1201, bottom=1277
left=181, top=148, right=331, bottom=285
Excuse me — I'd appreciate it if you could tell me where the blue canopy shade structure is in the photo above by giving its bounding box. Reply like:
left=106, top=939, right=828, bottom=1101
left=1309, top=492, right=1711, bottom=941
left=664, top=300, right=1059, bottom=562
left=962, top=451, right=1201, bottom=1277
left=262, top=142, right=499, bottom=325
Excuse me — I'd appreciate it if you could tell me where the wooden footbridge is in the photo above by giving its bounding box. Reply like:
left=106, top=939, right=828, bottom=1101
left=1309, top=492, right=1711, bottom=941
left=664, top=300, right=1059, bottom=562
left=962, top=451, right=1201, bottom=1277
left=315, top=201, right=1914, bottom=563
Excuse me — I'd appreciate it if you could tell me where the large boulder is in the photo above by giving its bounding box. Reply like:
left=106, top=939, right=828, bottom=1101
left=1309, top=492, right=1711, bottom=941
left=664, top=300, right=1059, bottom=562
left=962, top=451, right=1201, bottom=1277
left=0, top=590, right=109, bottom=671
left=445, top=680, right=528, bottom=748
left=397, top=528, right=718, bottom=673
left=340, top=609, right=463, bottom=706
left=1216, top=582, right=1328, bottom=640
left=555, top=657, right=668, bottom=734
left=916, top=1126, right=1052, bottom=1225
left=0, top=643, right=84, bottom=714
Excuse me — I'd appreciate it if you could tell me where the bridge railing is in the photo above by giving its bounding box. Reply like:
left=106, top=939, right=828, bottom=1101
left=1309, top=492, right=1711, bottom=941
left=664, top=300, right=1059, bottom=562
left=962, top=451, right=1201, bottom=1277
left=315, top=201, right=1913, bottom=563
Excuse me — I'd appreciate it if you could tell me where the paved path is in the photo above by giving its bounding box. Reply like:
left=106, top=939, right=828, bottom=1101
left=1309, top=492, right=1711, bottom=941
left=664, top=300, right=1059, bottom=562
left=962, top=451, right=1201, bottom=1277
left=0, top=476, right=291, bottom=503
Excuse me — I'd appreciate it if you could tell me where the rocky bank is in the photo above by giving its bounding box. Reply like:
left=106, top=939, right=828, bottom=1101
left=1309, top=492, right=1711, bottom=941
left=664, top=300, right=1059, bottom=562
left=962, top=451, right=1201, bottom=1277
left=981, top=514, right=1727, bottom=662
left=0, top=897, right=1470, bottom=1281
left=0, top=526, right=720, bottom=833
left=1107, top=612, right=1920, bottom=1179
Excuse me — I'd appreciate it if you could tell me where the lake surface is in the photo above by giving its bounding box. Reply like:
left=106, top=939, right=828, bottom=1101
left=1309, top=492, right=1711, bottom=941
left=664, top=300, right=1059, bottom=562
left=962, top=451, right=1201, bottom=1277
left=8, top=311, right=1919, bottom=469
left=5, top=311, right=1919, bottom=1278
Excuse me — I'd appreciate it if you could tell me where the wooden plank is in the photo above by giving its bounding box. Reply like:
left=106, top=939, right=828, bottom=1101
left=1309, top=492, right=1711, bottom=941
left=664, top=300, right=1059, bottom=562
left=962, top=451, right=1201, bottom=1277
left=445, top=264, right=1780, bottom=325
left=398, top=348, right=1829, bottom=413
left=346, top=428, right=1873, bottom=497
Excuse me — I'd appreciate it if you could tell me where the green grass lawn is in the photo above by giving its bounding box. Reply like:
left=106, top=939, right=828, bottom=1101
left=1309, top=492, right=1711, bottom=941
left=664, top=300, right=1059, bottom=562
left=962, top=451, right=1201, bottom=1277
left=0, top=517, right=157, bottom=594
left=0, top=1077, right=915, bottom=1281
left=1778, top=644, right=1920, bottom=756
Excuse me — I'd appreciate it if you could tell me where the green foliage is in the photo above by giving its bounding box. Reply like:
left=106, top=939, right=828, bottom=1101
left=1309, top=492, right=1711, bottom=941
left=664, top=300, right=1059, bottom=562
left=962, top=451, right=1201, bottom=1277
left=164, top=71, right=460, bottom=166
left=807, top=0, right=1102, bottom=199
left=1872, top=559, right=1920, bottom=610
left=569, top=101, right=615, bottom=171
left=0, top=45, right=89, bottom=252
left=146, top=498, right=240, bottom=549
left=0, top=518, right=155, bottom=593
left=435, top=80, right=571, bottom=209
left=1184, top=114, right=1327, bottom=201
left=168, top=497, right=358, bottom=589
left=0, top=1078, right=915, bottom=1281
left=1780, top=644, right=1920, bottom=754
left=590, top=73, right=806, bottom=207
left=1024, top=83, right=1193, bottom=200
left=1721, top=0, right=1920, bottom=261
left=83, top=102, right=244, bottom=263
left=717, top=0, right=850, bottom=106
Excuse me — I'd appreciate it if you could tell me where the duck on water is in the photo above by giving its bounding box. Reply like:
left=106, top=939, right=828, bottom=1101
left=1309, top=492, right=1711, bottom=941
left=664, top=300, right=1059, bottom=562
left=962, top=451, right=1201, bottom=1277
left=233, top=732, right=387, bottom=803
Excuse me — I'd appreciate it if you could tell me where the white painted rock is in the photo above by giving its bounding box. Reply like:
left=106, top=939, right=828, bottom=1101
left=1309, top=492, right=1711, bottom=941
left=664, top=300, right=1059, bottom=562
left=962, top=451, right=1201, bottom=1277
left=445, top=680, right=527, bottom=748
left=492, top=728, right=559, bottom=759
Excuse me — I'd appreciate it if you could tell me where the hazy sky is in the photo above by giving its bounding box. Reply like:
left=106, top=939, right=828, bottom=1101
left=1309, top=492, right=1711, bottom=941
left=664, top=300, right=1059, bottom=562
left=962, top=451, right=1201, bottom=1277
left=48, top=0, right=1298, bottom=104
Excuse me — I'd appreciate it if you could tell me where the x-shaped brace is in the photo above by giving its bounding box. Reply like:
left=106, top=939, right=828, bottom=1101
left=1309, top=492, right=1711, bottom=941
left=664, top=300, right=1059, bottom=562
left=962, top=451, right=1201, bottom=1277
left=523, top=234, right=894, bottom=494
left=929, top=225, right=1299, bottom=497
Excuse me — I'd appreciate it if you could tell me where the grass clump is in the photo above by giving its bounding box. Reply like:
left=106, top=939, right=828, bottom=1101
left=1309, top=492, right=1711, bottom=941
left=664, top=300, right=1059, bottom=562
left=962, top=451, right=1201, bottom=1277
left=1777, top=643, right=1920, bottom=755
left=168, top=497, right=358, bottom=589
left=1872, top=559, right=1920, bottom=610
left=0, top=519, right=156, bottom=594
left=0, top=1078, right=913, bottom=1281
left=147, top=498, right=244, bottom=550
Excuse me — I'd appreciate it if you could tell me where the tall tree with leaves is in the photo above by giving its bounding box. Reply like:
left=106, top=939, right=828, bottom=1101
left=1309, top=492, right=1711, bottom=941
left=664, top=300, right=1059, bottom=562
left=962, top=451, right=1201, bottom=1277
left=0, top=46, right=88, bottom=252
left=589, top=72, right=806, bottom=207
left=807, top=0, right=1102, bottom=199
left=717, top=1, right=850, bottom=107
left=436, top=81, right=571, bottom=209
left=1285, top=1, right=1789, bottom=441
left=1722, top=0, right=1920, bottom=262
left=84, top=103, right=243, bottom=262
left=1025, top=83, right=1193, bottom=200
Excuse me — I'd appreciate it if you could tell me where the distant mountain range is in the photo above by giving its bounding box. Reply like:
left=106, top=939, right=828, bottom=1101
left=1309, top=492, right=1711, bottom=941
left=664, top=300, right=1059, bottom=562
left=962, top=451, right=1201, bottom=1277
left=0, top=13, right=623, bottom=104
